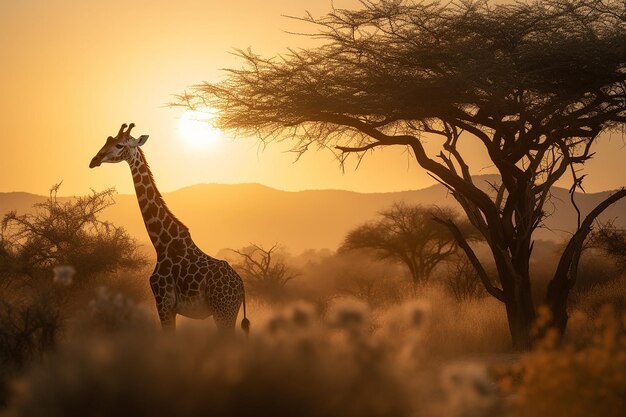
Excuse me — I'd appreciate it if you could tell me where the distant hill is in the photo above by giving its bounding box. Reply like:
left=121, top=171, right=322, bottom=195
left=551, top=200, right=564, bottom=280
left=1, top=178, right=624, bottom=254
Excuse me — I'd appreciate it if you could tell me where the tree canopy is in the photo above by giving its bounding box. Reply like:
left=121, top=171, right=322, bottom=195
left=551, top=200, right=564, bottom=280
left=0, top=184, right=145, bottom=285
left=180, top=0, right=626, bottom=348
left=183, top=0, right=625, bottom=153
left=341, top=203, right=476, bottom=284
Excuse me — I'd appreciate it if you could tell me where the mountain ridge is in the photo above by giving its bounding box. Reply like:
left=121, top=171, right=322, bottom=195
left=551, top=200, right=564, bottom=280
left=1, top=178, right=624, bottom=254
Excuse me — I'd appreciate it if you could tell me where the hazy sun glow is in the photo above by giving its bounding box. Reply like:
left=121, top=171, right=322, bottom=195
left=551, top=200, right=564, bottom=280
left=178, top=108, right=222, bottom=149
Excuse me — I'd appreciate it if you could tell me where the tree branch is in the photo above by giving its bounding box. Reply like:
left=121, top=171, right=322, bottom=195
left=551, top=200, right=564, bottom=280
left=551, top=187, right=626, bottom=291
left=433, top=217, right=504, bottom=301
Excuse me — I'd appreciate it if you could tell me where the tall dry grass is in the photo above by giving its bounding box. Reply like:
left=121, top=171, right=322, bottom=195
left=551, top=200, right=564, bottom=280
left=4, top=287, right=508, bottom=417
left=2, top=244, right=625, bottom=417
left=3, top=278, right=625, bottom=417
left=502, top=306, right=626, bottom=417
left=570, top=275, right=626, bottom=318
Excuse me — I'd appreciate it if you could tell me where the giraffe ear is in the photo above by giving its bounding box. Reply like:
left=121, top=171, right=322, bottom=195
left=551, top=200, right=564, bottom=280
left=136, top=135, right=149, bottom=146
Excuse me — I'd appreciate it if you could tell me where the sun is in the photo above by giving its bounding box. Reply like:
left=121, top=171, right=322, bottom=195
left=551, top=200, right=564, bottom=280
left=178, top=108, right=222, bottom=149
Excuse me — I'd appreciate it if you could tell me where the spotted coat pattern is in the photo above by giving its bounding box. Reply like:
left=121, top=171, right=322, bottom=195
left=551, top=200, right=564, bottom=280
left=123, top=149, right=247, bottom=332
left=90, top=124, right=249, bottom=333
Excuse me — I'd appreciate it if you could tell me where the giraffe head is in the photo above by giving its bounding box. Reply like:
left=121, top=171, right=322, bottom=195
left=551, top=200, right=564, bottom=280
left=89, top=123, right=149, bottom=168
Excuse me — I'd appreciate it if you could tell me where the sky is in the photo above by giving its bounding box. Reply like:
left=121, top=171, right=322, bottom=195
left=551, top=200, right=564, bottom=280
left=0, top=0, right=624, bottom=196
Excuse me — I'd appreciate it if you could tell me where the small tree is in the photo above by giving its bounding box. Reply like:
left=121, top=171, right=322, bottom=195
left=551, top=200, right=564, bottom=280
left=341, top=203, right=475, bottom=285
left=0, top=184, right=145, bottom=285
left=180, top=0, right=626, bottom=348
left=444, top=255, right=487, bottom=302
left=0, top=184, right=146, bottom=405
left=230, top=243, right=299, bottom=303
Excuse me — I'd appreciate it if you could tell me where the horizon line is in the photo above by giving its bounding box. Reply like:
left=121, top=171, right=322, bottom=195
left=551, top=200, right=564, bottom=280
left=0, top=175, right=622, bottom=198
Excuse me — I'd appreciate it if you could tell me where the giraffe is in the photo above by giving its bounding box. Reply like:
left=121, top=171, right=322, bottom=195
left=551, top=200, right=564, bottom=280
left=89, top=123, right=250, bottom=335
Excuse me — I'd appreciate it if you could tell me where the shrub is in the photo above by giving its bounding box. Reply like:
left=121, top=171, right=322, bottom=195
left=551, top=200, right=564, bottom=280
left=229, top=243, right=298, bottom=304
left=444, top=255, right=488, bottom=302
left=0, top=184, right=145, bottom=286
left=69, top=286, right=155, bottom=336
left=0, top=289, right=63, bottom=407
left=502, top=306, right=626, bottom=417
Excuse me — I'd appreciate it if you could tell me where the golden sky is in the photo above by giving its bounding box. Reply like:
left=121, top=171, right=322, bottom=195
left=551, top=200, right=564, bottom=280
left=1, top=0, right=624, bottom=196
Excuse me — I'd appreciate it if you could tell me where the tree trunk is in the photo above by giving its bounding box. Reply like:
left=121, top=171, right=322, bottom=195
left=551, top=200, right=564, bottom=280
left=406, top=257, right=424, bottom=285
left=494, top=245, right=536, bottom=350
left=406, top=260, right=418, bottom=285
left=502, top=277, right=536, bottom=350
left=545, top=189, right=626, bottom=337
left=546, top=272, right=569, bottom=336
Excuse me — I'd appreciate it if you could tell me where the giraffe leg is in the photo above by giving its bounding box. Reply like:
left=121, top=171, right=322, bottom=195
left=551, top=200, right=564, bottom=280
left=206, top=267, right=245, bottom=336
left=150, top=274, right=177, bottom=332
left=156, top=302, right=177, bottom=332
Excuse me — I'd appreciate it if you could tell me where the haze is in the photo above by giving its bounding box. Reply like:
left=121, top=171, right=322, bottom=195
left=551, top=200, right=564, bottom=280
left=1, top=0, right=624, bottom=196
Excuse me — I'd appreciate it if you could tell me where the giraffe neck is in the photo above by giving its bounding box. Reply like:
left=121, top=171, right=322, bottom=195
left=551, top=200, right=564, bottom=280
left=127, top=148, right=190, bottom=253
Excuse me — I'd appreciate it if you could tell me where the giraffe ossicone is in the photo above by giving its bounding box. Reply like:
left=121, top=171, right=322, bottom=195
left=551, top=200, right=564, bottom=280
left=90, top=123, right=250, bottom=335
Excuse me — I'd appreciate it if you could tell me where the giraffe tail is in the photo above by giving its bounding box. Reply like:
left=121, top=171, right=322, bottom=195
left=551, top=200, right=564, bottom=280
left=241, top=291, right=250, bottom=338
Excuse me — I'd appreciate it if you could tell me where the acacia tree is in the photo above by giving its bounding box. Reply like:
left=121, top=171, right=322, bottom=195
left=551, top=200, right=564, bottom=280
left=0, top=184, right=144, bottom=284
left=341, top=203, right=473, bottom=284
left=230, top=243, right=299, bottom=303
left=180, top=0, right=626, bottom=348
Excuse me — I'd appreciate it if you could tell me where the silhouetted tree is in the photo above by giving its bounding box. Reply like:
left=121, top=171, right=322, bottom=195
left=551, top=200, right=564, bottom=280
left=230, top=243, right=298, bottom=303
left=180, top=0, right=626, bottom=348
left=0, top=239, right=15, bottom=289
left=0, top=184, right=145, bottom=285
left=444, top=255, right=487, bottom=302
left=341, top=203, right=474, bottom=284
left=0, top=184, right=146, bottom=406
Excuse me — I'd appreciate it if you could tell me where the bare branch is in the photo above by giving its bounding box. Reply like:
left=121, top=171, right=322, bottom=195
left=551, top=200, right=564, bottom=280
left=433, top=217, right=505, bottom=302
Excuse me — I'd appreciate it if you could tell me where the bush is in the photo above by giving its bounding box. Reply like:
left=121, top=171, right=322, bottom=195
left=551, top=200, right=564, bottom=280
left=444, top=255, right=488, bottom=302
left=69, top=286, right=155, bottom=336
left=502, top=306, right=626, bottom=417
left=0, top=184, right=145, bottom=286
left=0, top=184, right=149, bottom=409
left=0, top=289, right=63, bottom=407
left=229, top=243, right=298, bottom=304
